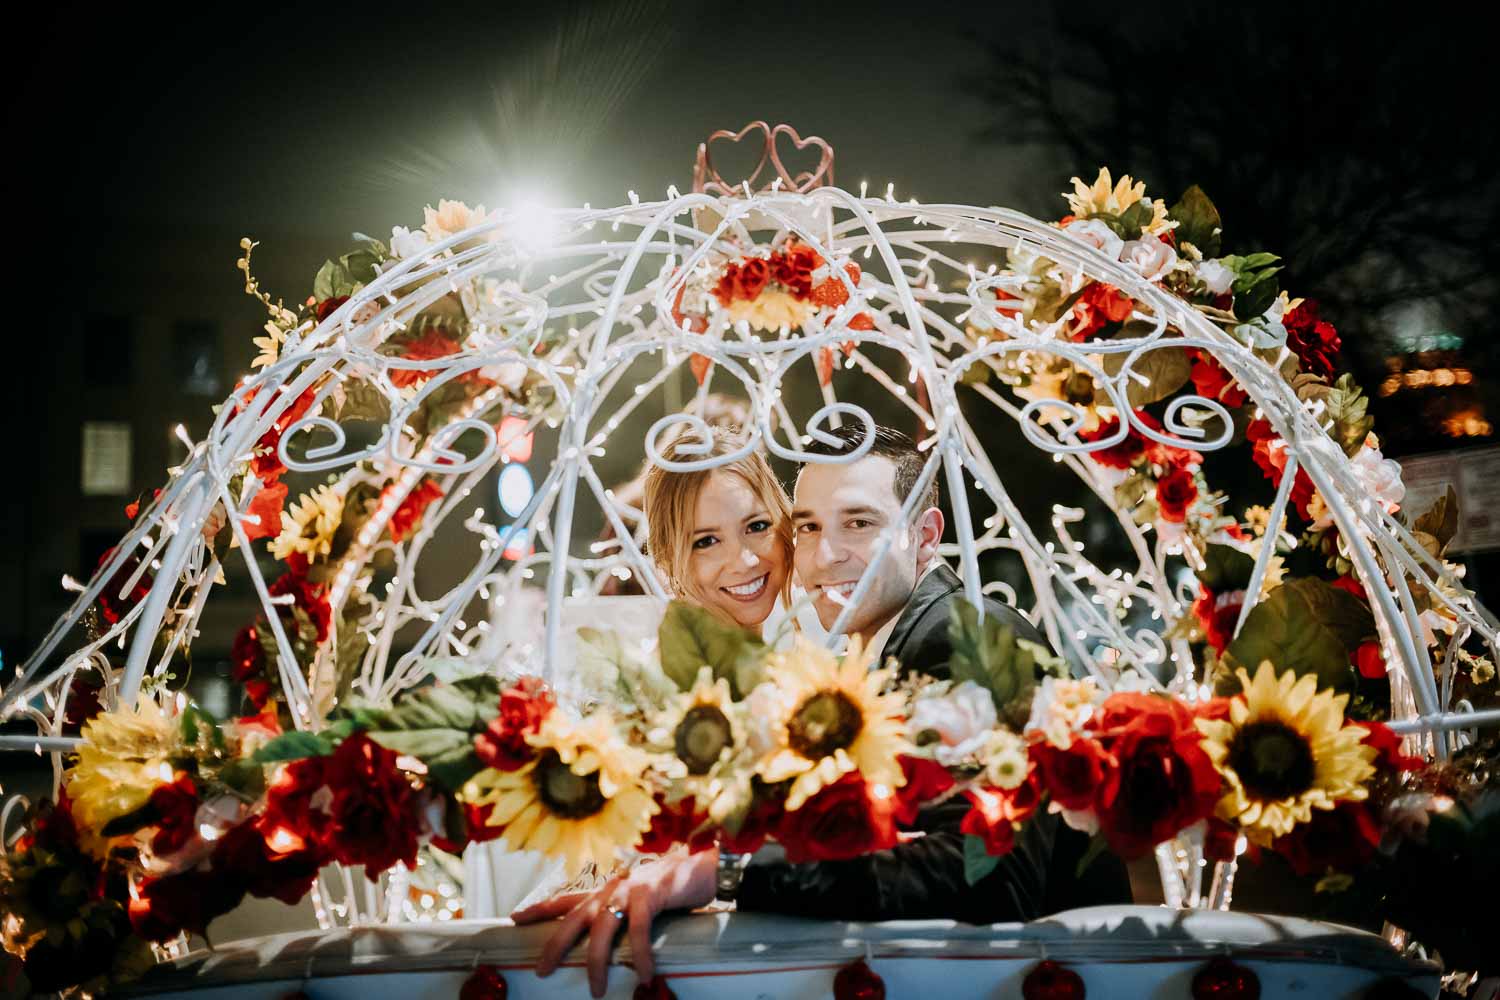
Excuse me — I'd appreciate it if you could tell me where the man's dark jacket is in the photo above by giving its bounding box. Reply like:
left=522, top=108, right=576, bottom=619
left=736, top=563, right=1132, bottom=923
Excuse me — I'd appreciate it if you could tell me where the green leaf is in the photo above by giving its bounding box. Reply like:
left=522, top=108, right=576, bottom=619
left=1321, top=374, right=1376, bottom=457
left=1232, top=277, right=1279, bottom=322
left=964, top=834, right=1002, bottom=885
left=658, top=600, right=767, bottom=698
left=364, top=728, right=471, bottom=759
left=1226, top=578, right=1376, bottom=692
left=335, top=379, right=391, bottom=423
left=1168, top=185, right=1222, bottom=257
left=1197, top=543, right=1256, bottom=593
left=1102, top=343, right=1192, bottom=407
left=252, top=729, right=334, bottom=764
left=1117, top=200, right=1154, bottom=240
left=218, top=758, right=266, bottom=798
left=347, top=680, right=489, bottom=734
left=948, top=602, right=1065, bottom=728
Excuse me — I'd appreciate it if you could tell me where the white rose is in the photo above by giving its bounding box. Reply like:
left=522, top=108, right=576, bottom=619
left=1120, top=237, right=1179, bottom=282
left=1310, top=444, right=1405, bottom=530
left=745, top=682, right=791, bottom=757
left=910, top=680, right=998, bottom=763
left=1063, top=219, right=1125, bottom=261
left=478, top=360, right=528, bottom=393
left=390, top=225, right=430, bottom=260
left=1196, top=259, right=1235, bottom=295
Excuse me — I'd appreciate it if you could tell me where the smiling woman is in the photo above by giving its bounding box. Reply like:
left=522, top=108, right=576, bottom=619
left=642, top=430, right=794, bottom=631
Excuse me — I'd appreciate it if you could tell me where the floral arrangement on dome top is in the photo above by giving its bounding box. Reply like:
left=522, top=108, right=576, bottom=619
left=3, top=592, right=1461, bottom=995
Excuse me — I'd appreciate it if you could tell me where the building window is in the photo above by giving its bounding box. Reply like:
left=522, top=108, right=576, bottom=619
left=81, top=421, right=132, bottom=496
left=173, top=320, right=223, bottom=396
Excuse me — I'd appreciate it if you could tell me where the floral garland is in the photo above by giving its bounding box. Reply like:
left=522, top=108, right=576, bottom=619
left=7, top=177, right=1500, bottom=995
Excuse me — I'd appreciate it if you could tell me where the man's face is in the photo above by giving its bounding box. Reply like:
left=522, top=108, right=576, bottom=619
left=792, top=454, right=938, bottom=640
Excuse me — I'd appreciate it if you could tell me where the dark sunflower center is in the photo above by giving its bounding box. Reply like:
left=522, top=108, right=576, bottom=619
left=787, top=690, right=863, bottom=760
left=1227, top=720, right=1316, bottom=801
left=532, top=749, right=606, bottom=819
left=675, top=704, right=734, bottom=775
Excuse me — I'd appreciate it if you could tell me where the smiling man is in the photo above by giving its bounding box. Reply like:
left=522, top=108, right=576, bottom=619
left=792, top=423, right=1044, bottom=671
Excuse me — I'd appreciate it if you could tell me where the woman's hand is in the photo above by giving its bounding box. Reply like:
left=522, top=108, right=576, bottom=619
left=511, top=846, right=719, bottom=997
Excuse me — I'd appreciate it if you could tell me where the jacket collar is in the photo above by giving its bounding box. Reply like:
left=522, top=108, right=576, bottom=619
left=881, top=562, right=962, bottom=666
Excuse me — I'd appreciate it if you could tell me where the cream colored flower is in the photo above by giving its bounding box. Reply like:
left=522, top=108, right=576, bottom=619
left=910, top=680, right=997, bottom=765
left=270, top=484, right=344, bottom=562
left=1024, top=677, right=1104, bottom=748
left=982, top=728, right=1030, bottom=790
left=422, top=199, right=496, bottom=242
left=1064, top=168, right=1174, bottom=233
left=251, top=321, right=286, bottom=369
left=66, top=696, right=182, bottom=856
left=725, top=289, right=817, bottom=332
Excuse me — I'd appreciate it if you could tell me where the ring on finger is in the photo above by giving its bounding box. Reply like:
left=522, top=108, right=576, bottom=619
left=610, top=907, right=627, bottom=921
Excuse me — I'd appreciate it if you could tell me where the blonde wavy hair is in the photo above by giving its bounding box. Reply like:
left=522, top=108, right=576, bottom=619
left=643, top=428, right=794, bottom=614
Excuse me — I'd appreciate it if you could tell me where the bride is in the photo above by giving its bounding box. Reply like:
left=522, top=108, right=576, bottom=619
left=640, top=428, right=794, bottom=637
left=510, top=428, right=795, bottom=996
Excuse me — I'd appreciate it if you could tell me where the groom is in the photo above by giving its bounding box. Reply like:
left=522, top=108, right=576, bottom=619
left=516, top=425, right=1129, bottom=996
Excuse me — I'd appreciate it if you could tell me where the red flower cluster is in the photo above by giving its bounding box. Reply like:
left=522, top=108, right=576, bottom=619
left=1188, top=349, right=1248, bottom=408
left=1191, top=585, right=1245, bottom=654
left=1273, top=800, right=1380, bottom=877
left=1087, top=693, right=1221, bottom=858
left=147, top=773, right=200, bottom=857
left=474, top=676, right=555, bottom=771
left=269, top=567, right=332, bottom=643
left=960, top=767, right=1043, bottom=857
left=638, top=796, right=716, bottom=855
left=711, top=242, right=860, bottom=309
left=387, top=478, right=445, bottom=543
left=389, top=330, right=465, bottom=389
left=231, top=623, right=272, bottom=708
left=1283, top=301, right=1341, bottom=380
left=1078, top=410, right=1202, bottom=471
left=1246, top=418, right=1316, bottom=518
left=1069, top=282, right=1134, bottom=341
left=777, top=774, right=898, bottom=863
left=1155, top=467, right=1198, bottom=522
left=94, top=546, right=152, bottom=626
left=249, top=388, right=317, bottom=483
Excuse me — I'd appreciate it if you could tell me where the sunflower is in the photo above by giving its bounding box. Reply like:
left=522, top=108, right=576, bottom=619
left=1064, top=168, right=1173, bottom=234
left=726, top=289, right=817, bottom=332
left=1196, top=662, right=1377, bottom=846
left=269, top=483, right=344, bottom=562
left=651, top=668, right=748, bottom=822
left=755, top=637, right=909, bottom=811
left=460, top=708, right=658, bottom=878
left=65, top=696, right=182, bottom=855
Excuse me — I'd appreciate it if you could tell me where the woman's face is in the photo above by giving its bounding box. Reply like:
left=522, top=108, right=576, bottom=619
left=683, top=470, right=788, bottom=630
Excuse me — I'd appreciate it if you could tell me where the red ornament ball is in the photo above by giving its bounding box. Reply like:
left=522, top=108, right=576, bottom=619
left=634, top=975, right=678, bottom=1000
left=459, top=965, right=508, bottom=1000
left=1191, top=957, right=1260, bottom=1000
left=1022, top=960, right=1086, bottom=1000
left=834, top=958, right=886, bottom=1000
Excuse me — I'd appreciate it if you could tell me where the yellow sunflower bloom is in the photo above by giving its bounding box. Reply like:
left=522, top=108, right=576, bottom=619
left=269, top=483, right=344, bottom=562
left=651, top=668, right=748, bottom=822
left=1064, top=168, right=1174, bottom=234
left=65, top=696, right=182, bottom=856
left=755, top=637, right=909, bottom=811
left=460, top=709, right=658, bottom=878
left=725, top=289, right=817, bottom=332
left=1196, top=662, right=1377, bottom=846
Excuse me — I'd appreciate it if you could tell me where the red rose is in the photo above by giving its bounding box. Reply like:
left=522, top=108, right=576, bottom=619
left=1155, top=467, right=1198, bottom=523
left=250, top=388, right=317, bottom=482
left=1189, top=350, right=1248, bottom=408
left=129, top=868, right=245, bottom=942
left=1352, top=640, right=1386, bottom=680
left=1246, top=418, right=1315, bottom=518
left=1087, top=693, right=1221, bottom=859
left=1035, top=737, right=1111, bottom=812
left=1135, top=409, right=1203, bottom=469
left=718, top=788, right=785, bottom=855
left=243, top=478, right=288, bottom=543
left=894, top=755, right=957, bottom=826
left=712, top=263, right=740, bottom=306
left=1070, top=282, right=1134, bottom=341
left=94, top=546, right=152, bottom=626
left=148, top=773, right=200, bottom=856
left=231, top=623, right=272, bottom=707
left=322, top=734, right=421, bottom=878
left=772, top=242, right=822, bottom=298
left=1193, top=696, right=1235, bottom=724
left=387, top=478, right=445, bottom=543
left=846, top=312, right=876, bottom=331
left=211, top=819, right=326, bottom=905
left=390, top=331, right=465, bottom=389
left=315, top=295, right=349, bottom=323
left=1283, top=301, right=1341, bottom=380
left=637, top=796, right=715, bottom=855
left=1191, top=586, right=1244, bottom=655
left=1274, top=800, right=1379, bottom=876
left=1330, top=575, right=1367, bottom=600
left=1077, top=417, right=1146, bottom=469
left=1203, top=818, right=1243, bottom=863
left=61, top=672, right=105, bottom=732
left=268, top=570, right=331, bottom=643
left=734, top=257, right=771, bottom=300
left=776, top=774, right=897, bottom=863
left=960, top=769, right=1042, bottom=857
left=1354, top=721, right=1425, bottom=772
left=474, top=677, right=554, bottom=771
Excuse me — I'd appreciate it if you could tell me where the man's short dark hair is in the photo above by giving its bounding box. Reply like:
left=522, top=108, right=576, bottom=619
left=801, top=424, right=940, bottom=512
